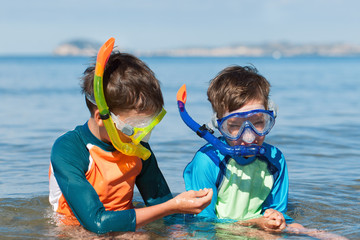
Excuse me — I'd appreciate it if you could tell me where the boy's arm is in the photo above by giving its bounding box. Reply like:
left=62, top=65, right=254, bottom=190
left=52, top=134, right=212, bottom=234
left=238, top=209, right=286, bottom=232
left=135, top=142, right=173, bottom=206
left=183, top=150, right=219, bottom=219
left=135, top=188, right=213, bottom=228
left=262, top=146, right=293, bottom=222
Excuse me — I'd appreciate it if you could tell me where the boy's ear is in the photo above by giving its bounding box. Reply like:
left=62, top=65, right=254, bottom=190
left=93, top=109, right=105, bottom=127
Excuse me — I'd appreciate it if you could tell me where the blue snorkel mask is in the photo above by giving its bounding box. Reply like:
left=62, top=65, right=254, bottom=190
left=177, top=84, right=267, bottom=158
left=215, top=109, right=275, bottom=143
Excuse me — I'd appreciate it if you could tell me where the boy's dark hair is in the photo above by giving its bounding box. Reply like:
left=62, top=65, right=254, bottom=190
left=207, top=65, right=270, bottom=118
left=81, top=51, right=164, bottom=116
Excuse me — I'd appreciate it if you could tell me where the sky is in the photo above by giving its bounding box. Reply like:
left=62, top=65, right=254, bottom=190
left=1, top=0, right=360, bottom=55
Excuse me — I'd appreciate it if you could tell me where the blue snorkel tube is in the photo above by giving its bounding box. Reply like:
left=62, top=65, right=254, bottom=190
left=177, top=84, right=265, bottom=157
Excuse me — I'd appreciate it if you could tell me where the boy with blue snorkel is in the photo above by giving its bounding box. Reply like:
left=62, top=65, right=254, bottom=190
left=49, top=38, right=212, bottom=234
left=178, top=65, right=303, bottom=232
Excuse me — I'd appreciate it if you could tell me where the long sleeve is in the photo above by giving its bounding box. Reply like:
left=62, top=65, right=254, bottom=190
left=183, top=149, right=220, bottom=219
left=261, top=144, right=293, bottom=222
left=135, top=142, right=173, bottom=206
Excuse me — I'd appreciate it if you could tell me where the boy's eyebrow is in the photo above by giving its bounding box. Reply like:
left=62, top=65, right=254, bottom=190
left=226, top=104, right=265, bottom=115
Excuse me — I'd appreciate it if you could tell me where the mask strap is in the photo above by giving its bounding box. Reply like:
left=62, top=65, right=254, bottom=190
left=268, top=99, right=278, bottom=118
left=85, top=93, right=96, bottom=105
left=208, top=113, right=218, bottom=129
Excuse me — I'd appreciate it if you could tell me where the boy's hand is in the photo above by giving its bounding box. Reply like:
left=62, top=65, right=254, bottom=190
left=262, top=209, right=286, bottom=232
left=236, top=208, right=286, bottom=232
left=171, top=188, right=213, bottom=214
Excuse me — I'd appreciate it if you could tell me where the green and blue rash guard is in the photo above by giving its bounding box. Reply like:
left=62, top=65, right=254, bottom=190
left=183, top=139, right=293, bottom=223
left=49, top=122, right=173, bottom=234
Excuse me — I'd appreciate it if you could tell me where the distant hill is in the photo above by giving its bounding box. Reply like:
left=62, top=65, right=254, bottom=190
left=53, top=39, right=101, bottom=56
left=141, top=42, right=360, bottom=58
left=53, top=40, right=360, bottom=57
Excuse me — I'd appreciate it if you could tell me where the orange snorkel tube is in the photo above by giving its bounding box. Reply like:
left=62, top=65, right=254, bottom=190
left=93, top=38, right=151, bottom=160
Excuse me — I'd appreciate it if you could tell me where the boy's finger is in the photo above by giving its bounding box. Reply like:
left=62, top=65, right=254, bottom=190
left=197, top=189, right=213, bottom=208
left=192, top=188, right=211, bottom=198
left=266, top=219, right=281, bottom=228
left=279, top=221, right=287, bottom=231
left=194, top=189, right=212, bottom=202
left=204, top=188, right=213, bottom=199
left=264, top=209, right=273, bottom=217
left=278, top=214, right=285, bottom=222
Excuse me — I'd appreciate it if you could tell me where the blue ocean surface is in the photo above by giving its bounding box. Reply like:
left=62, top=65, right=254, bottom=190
left=0, top=55, right=359, bottom=239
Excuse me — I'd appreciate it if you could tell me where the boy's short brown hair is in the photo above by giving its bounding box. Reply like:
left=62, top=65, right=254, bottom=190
left=207, top=65, right=270, bottom=118
left=81, top=51, right=163, bottom=116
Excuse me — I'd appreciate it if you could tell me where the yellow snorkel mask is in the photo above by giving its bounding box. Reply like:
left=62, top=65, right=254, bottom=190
left=110, top=108, right=166, bottom=145
left=92, top=37, right=165, bottom=160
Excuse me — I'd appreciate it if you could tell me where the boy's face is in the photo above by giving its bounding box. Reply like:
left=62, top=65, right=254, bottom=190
left=221, top=99, right=266, bottom=147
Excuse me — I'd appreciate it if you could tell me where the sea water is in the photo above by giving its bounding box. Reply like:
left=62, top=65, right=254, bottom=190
left=0, top=56, right=359, bottom=239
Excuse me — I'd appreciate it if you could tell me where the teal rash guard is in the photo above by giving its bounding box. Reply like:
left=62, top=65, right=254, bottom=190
left=183, top=139, right=293, bottom=223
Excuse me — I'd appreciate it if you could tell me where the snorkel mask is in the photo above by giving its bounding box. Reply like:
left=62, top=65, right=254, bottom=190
left=177, top=84, right=266, bottom=158
left=215, top=109, right=275, bottom=143
left=92, top=37, right=163, bottom=160
left=110, top=108, right=166, bottom=145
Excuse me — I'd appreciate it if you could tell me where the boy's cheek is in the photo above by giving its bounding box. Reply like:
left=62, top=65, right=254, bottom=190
left=256, top=136, right=266, bottom=145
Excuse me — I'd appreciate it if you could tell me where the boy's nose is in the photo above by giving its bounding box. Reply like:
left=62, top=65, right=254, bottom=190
left=240, top=128, right=256, bottom=143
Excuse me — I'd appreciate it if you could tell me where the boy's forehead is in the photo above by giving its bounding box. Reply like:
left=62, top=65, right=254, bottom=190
left=112, top=108, right=155, bottom=118
left=226, top=100, right=265, bottom=115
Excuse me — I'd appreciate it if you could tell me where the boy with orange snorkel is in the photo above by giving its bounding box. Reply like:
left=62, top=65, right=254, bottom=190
left=49, top=38, right=212, bottom=234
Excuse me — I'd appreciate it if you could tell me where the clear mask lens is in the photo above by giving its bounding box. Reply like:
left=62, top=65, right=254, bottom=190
left=218, top=110, right=275, bottom=140
left=110, top=108, right=166, bottom=144
left=124, top=115, right=155, bottom=128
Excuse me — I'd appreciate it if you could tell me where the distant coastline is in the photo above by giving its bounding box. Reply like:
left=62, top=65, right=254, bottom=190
left=53, top=39, right=101, bottom=57
left=53, top=39, right=360, bottom=58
